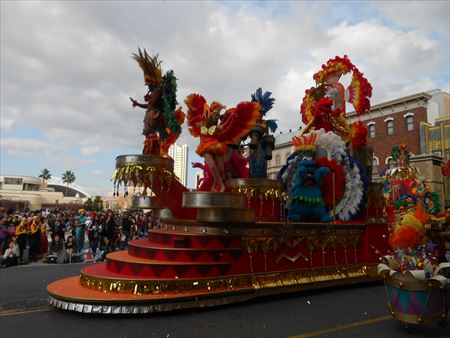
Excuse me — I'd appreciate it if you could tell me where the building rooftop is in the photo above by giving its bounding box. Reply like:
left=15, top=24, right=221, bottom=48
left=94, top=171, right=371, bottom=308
left=274, top=129, right=300, bottom=147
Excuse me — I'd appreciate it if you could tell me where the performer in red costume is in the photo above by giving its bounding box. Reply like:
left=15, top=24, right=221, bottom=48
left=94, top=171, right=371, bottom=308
left=185, top=94, right=259, bottom=192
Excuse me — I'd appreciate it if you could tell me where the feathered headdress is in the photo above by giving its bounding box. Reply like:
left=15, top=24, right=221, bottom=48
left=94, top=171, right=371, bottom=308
left=251, top=87, right=278, bottom=133
left=132, top=47, right=163, bottom=86
left=251, top=88, right=275, bottom=116
left=292, top=132, right=318, bottom=152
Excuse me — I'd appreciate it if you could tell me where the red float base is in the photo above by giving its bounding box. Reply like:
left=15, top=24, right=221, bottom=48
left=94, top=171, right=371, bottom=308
left=48, top=218, right=389, bottom=314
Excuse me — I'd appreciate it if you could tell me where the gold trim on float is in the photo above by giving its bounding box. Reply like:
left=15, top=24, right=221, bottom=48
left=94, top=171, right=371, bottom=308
left=182, top=192, right=246, bottom=209
left=79, top=264, right=375, bottom=295
left=115, top=154, right=174, bottom=170
left=131, top=196, right=164, bottom=209
left=196, top=208, right=255, bottom=224
left=149, top=226, right=246, bottom=236
left=225, top=178, right=285, bottom=201
left=130, top=242, right=242, bottom=252
left=112, top=154, right=176, bottom=189
left=106, top=252, right=232, bottom=266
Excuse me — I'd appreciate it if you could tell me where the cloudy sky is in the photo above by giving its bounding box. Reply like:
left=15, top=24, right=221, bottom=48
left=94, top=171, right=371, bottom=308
left=1, top=1, right=449, bottom=196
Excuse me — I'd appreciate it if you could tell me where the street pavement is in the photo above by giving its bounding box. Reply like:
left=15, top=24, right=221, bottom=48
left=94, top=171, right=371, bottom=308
left=0, top=262, right=448, bottom=338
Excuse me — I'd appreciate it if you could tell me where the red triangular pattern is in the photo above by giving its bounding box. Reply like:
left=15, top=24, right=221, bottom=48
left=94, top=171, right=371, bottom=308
left=150, top=264, right=168, bottom=278
left=217, top=264, right=230, bottom=276
left=136, top=248, right=149, bottom=259
left=229, top=249, right=243, bottom=260
left=140, top=265, right=154, bottom=277
left=208, top=251, right=224, bottom=262
left=106, top=260, right=115, bottom=272
left=172, top=265, right=190, bottom=278
left=197, top=265, right=212, bottom=277
left=120, top=263, right=134, bottom=275
left=173, top=237, right=190, bottom=248
left=142, top=249, right=155, bottom=259
left=174, top=251, right=191, bottom=262
left=164, top=266, right=177, bottom=278
left=196, top=252, right=213, bottom=262
left=208, top=266, right=221, bottom=277
left=164, top=250, right=179, bottom=261
left=133, top=247, right=142, bottom=258
left=185, top=251, right=203, bottom=262
left=130, top=263, right=145, bottom=275
left=197, top=237, right=210, bottom=248
left=219, top=237, right=232, bottom=248
left=114, top=261, right=126, bottom=273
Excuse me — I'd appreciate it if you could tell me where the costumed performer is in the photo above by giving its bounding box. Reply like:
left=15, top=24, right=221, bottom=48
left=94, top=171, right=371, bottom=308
left=185, top=94, right=260, bottom=192
left=129, top=48, right=184, bottom=157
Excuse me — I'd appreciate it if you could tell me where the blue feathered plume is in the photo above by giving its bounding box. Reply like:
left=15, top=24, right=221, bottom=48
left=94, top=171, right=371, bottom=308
left=266, top=119, right=278, bottom=133
left=251, top=88, right=275, bottom=116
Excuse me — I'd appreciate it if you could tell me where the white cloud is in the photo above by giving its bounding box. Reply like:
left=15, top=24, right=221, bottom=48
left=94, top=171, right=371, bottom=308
left=1, top=1, right=448, bottom=194
left=311, top=19, right=446, bottom=104
left=80, top=146, right=104, bottom=156
left=1, top=138, right=67, bottom=156
left=0, top=116, right=14, bottom=132
left=371, top=1, right=450, bottom=38
left=48, top=156, right=95, bottom=169
left=91, top=170, right=105, bottom=177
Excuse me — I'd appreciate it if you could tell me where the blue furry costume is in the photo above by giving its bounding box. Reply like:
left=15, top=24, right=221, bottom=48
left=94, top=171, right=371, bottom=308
left=288, top=156, right=331, bottom=222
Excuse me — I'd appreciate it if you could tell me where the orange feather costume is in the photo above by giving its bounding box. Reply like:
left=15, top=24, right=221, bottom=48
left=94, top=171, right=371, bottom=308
left=185, top=94, right=260, bottom=156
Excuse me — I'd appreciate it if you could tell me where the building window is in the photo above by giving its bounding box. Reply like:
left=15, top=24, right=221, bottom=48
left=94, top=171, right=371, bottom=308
left=430, top=128, right=441, bottom=141
left=372, top=157, right=379, bottom=175
left=386, top=120, right=394, bottom=135
left=4, top=177, right=23, bottom=185
left=445, top=126, right=450, bottom=138
left=369, top=124, right=376, bottom=138
left=386, top=157, right=394, bottom=169
left=275, top=155, right=281, bottom=166
left=406, top=115, right=414, bottom=131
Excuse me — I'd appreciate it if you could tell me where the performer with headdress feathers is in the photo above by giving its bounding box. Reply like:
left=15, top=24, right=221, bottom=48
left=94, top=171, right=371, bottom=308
left=129, top=48, right=184, bottom=157
left=185, top=94, right=260, bottom=192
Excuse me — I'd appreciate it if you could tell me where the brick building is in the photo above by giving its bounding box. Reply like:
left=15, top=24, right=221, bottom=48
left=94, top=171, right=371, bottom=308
left=347, top=89, right=449, bottom=175
left=267, top=89, right=449, bottom=208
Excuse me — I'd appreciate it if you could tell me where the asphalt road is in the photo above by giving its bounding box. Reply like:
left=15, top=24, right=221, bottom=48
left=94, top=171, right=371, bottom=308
left=0, top=263, right=448, bottom=338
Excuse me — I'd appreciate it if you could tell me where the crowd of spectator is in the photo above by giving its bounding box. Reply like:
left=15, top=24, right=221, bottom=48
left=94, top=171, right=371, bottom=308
left=0, top=206, right=162, bottom=268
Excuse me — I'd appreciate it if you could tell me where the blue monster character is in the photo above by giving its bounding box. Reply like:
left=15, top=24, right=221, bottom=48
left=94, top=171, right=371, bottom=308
left=288, top=150, right=331, bottom=222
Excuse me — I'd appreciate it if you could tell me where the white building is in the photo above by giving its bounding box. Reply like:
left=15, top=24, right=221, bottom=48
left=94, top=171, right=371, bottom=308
left=266, top=129, right=299, bottom=180
left=168, top=143, right=189, bottom=186
left=0, top=175, right=89, bottom=211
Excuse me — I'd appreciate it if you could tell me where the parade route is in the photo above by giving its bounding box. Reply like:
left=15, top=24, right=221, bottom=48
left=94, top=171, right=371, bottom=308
left=1, top=262, right=447, bottom=338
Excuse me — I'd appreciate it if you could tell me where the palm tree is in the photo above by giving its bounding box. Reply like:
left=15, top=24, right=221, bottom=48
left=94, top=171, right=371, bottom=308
left=62, top=170, right=76, bottom=197
left=38, top=168, right=52, bottom=187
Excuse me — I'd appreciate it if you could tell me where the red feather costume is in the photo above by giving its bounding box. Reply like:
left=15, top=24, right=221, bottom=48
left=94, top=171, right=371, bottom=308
left=185, top=93, right=260, bottom=191
left=185, top=94, right=260, bottom=156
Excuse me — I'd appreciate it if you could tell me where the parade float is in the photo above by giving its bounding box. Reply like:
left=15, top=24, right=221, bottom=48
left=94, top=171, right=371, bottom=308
left=377, top=143, right=450, bottom=331
left=47, top=53, right=392, bottom=314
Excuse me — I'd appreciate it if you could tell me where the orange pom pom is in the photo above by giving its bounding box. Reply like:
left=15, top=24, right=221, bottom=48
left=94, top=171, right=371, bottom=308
left=413, top=204, right=430, bottom=224
left=389, top=226, right=420, bottom=250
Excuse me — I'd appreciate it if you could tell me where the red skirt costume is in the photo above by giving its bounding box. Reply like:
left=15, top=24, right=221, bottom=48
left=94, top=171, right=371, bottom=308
left=196, top=133, right=227, bottom=156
